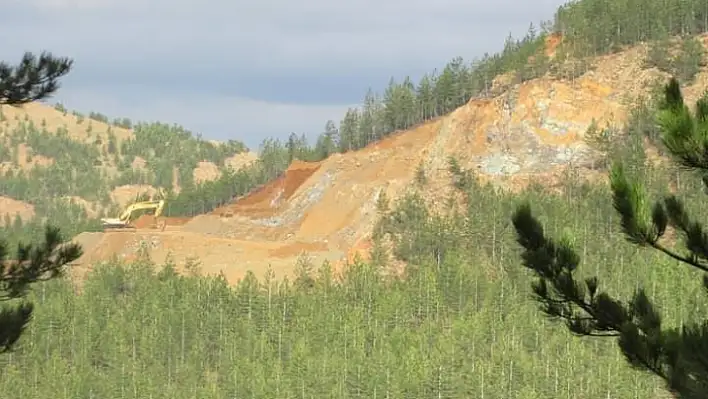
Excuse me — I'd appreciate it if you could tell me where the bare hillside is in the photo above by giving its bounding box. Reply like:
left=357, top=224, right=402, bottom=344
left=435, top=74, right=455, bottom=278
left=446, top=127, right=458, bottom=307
left=71, top=35, right=708, bottom=284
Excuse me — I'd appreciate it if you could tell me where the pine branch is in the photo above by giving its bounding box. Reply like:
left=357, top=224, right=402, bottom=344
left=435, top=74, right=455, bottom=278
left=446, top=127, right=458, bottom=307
left=512, top=77, right=708, bottom=398
left=0, top=226, right=81, bottom=353
left=0, top=51, right=73, bottom=106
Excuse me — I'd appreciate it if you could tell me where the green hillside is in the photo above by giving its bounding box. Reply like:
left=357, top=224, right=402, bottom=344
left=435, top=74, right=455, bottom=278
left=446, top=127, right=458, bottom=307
left=0, top=0, right=707, bottom=397
left=0, top=107, right=256, bottom=246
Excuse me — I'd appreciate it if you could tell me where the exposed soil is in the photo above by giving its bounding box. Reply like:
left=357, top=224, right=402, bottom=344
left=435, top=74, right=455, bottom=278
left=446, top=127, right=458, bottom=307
left=212, top=160, right=321, bottom=218
left=131, top=215, right=191, bottom=229
left=268, top=241, right=330, bottom=258
left=68, top=38, right=708, bottom=285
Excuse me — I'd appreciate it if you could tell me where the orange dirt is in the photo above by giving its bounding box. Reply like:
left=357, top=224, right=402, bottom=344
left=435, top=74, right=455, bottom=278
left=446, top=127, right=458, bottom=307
left=269, top=241, right=329, bottom=258
left=131, top=215, right=191, bottom=229
left=162, top=217, right=191, bottom=226
left=69, top=38, right=708, bottom=285
left=544, top=32, right=562, bottom=57
left=212, top=160, right=321, bottom=218
left=131, top=215, right=158, bottom=229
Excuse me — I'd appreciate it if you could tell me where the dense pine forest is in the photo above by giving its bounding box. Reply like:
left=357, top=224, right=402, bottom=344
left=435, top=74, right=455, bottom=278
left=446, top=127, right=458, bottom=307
left=6, top=102, right=703, bottom=397
left=0, top=0, right=707, bottom=397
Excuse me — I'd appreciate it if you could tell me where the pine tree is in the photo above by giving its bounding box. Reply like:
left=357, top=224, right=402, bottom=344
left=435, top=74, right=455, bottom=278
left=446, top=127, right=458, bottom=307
left=0, top=51, right=80, bottom=353
left=512, top=77, right=708, bottom=398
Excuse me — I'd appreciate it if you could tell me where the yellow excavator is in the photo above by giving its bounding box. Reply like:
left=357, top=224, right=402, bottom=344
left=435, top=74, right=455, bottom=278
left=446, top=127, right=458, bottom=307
left=101, top=189, right=167, bottom=230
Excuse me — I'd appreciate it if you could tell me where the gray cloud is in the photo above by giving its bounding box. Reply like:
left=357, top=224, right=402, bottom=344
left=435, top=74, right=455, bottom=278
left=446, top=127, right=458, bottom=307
left=2, top=0, right=566, bottom=147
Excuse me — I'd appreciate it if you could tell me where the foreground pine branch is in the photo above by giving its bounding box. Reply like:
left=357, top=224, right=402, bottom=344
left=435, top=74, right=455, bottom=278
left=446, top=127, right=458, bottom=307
left=0, top=51, right=79, bottom=352
left=0, top=52, right=73, bottom=105
left=512, top=77, right=708, bottom=398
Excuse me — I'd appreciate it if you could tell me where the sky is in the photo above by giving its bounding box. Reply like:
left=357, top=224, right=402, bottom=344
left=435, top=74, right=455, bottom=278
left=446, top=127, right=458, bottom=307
left=2, top=0, right=566, bottom=150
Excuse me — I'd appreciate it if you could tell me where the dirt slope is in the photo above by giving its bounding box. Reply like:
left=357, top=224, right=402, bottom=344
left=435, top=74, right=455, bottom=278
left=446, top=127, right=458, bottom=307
left=0, top=102, right=133, bottom=175
left=0, top=102, right=133, bottom=143
left=210, top=160, right=322, bottom=218
left=71, top=36, right=708, bottom=284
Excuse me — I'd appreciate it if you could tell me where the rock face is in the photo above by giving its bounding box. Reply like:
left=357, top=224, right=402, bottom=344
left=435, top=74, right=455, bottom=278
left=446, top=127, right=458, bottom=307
left=72, top=36, right=708, bottom=283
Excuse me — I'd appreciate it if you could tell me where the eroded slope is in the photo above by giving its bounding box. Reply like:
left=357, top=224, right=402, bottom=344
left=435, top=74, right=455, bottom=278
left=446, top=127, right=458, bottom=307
left=72, top=37, right=708, bottom=283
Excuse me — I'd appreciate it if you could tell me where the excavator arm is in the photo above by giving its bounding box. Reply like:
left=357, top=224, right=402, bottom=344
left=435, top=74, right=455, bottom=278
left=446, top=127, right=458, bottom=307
left=153, top=200, right=165, bottom=218
left=101, top=193, right=167, bottom=229
left=117, top=201, right=164, bottom=222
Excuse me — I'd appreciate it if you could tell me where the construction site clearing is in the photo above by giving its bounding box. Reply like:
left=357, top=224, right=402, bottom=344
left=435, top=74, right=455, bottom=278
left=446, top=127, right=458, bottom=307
left=67, top=45, right=708, bottom=285
left=70, top=159, right=351, bottom=284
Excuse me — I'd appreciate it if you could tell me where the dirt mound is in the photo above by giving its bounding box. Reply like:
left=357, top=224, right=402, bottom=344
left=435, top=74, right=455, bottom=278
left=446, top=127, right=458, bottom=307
left=70, top=230, right=345, bottom=284
left=268, top=241, right=329, bottom=258
left=212, top=160, right=321, bottom=218
left=130, top=215, right=192, bottom=229
left=162, top=217, right=191, bottom=226
left=131, top=214, right=157, bottom=229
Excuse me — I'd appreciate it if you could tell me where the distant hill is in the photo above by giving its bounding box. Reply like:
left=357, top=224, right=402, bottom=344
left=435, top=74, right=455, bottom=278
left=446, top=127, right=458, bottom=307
left=0, top=101, right=258, bottom=243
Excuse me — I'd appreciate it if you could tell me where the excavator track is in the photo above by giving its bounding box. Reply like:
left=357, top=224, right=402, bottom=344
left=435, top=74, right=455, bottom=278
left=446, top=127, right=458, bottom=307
left=102, top=224, right=138, bottom=232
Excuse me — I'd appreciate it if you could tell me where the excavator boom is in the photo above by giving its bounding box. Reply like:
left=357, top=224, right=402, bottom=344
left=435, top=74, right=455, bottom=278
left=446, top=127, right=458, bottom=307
left=101, top=190, right=167, bottom=230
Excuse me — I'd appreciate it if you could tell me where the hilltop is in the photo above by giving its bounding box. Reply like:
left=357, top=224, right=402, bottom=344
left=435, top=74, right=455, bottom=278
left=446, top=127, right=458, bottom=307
left=0, top=101, right=258, bottom=202
left=0, top=100, right=259, bottom=237
left=68, top=32, right=708, bottom=283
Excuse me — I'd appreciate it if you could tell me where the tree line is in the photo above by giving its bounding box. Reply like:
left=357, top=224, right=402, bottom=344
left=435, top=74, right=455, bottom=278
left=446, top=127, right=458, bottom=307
left=1, top=0, right=708, bottom=394
left=6, top=86, right=706, bottom=397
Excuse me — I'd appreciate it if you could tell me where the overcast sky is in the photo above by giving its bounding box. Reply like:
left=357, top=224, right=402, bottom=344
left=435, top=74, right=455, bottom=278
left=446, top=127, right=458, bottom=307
left=2, top=0, right=566, bottom=150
